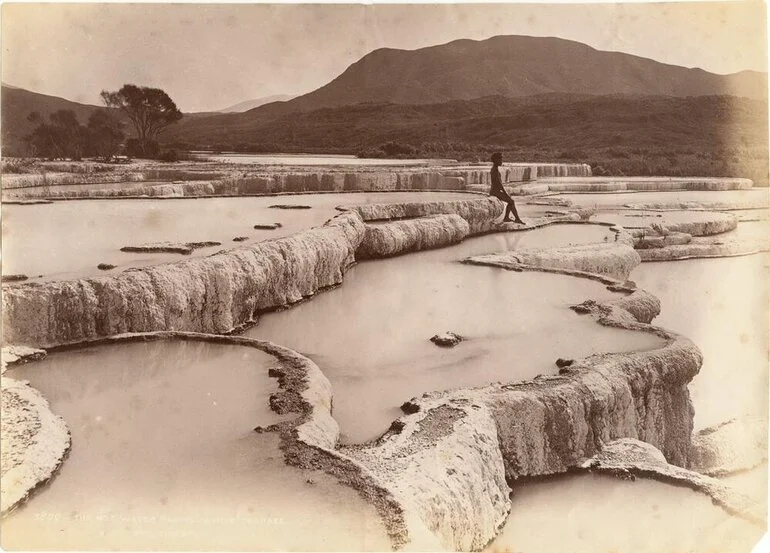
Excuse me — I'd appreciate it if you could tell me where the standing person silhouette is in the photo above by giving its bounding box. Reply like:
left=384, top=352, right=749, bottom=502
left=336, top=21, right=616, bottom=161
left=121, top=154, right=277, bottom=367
left=489, top=152, right=524, bottom=224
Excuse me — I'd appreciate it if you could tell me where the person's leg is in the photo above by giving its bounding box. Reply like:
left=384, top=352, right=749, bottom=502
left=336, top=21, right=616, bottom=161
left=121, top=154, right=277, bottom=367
left=498, top=190, right=523, bottom=223
left=491, top=193, right=508, bottom=221
left=508, top=199, right=524, bottom=223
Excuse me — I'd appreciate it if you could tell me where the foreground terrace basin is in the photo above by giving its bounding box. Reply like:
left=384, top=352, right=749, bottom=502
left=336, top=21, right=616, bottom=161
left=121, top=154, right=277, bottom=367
left=2, top=165, right=768, bottom=551
left=487, top=473, right=763, bottom=553
left=2, top=339, right=390, bottom=550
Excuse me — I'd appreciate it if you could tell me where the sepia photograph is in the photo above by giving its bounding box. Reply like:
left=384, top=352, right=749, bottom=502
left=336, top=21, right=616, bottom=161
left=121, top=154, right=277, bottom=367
left=0, top=2, right=768, bottom=551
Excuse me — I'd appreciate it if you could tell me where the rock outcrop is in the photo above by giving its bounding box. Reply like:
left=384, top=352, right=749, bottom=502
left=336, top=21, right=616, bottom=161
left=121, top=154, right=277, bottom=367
left=1, top=346, right=47, bottom=373
left=603, top=289, right=661, bottom=324
left=1, top=376, right=70, bottom=516
left=637, top=237, right=770, bottom=261
left=343, top=197, right=502, bottom=234
left=357, top=215, right=469, bottom=259
left=689, top=417, right=768, bottom=477
left=120, top=241, right=221, bottom=255
left=635, top=232, right=692, bottom=249
left=629, top=212, right=738, bottom=237
left=626, top=198, right=769, bottom=211
left=466, top=242, right=642, bottom=281
left=344, top=401, right=510, bottom=551
left=2, top=212, right=366, bottom=347
left=580, top=438, right=764, bottom=526
left=429, top=332, right=464, bottom=347
left=485, top=326, right=698, bottom=475
left=512, top=177, right=753, bottom=196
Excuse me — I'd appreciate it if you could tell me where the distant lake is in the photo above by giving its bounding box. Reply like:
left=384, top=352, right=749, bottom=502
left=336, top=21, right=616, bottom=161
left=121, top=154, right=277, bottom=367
left=194, top=152, right=455, bottom=166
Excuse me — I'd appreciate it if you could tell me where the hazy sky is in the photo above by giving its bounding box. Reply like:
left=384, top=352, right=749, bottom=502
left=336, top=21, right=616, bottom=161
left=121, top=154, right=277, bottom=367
left=2, top=2, right=767, bottom=112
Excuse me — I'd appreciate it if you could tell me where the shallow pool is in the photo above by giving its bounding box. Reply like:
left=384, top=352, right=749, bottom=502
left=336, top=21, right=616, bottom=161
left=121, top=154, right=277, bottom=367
left=1, top=340, right=389, bottom=551
left=486, top=473, right=762, bottom=553
left=721, top=463, right=769, bottom=513
left=632, top=254, right=770, bottom=431
left=1, top=191, right=472, bottom=281
left=591, top=209, right=735, bottom=232
left=248, top=225, right=660, bottom=443
left=555, top=189, right=769, bottom=209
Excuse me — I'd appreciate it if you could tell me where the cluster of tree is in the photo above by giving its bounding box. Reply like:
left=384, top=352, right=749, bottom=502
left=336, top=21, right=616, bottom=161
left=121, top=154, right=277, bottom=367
left=26, top=109, right=124, bottom=161
left=356, top=141, right=419, bottom=159
left=25, top=84, right=183, bottom=161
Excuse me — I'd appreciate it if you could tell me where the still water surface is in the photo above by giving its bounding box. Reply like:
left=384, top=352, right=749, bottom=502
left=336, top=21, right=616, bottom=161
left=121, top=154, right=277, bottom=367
left=249, top=225, right=661, bottom=443
left=1, top=191, right=472, bottom=280
left=2, top=340, right=389, bottom=551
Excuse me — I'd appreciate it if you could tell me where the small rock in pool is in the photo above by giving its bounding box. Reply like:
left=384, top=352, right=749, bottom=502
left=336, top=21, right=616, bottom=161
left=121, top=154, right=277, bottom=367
left=121, top=241, right=221, bottom=255
left=186, top=241, right=222, bottom=249
left=268, top=367, right=285, bottom=378
left=401, top=401, right=420, bottom=414
left=570, top=300, right=598, bottom=314
left=269, top=204, right=312, bottom=210
left=556, top=358, right=574, bottom=368
left=389, top=420, right=407, bottom=432
left=97, top=263, right=117, bottom=271
left=122, top=243, right=194, bottom=255
left=232, top=236, right=249, bottom=242
left=3, top=274, right=28, bottom=282
left=430, top=332, right=463, bottom=347
left=254, top=223, right=283, bottom=230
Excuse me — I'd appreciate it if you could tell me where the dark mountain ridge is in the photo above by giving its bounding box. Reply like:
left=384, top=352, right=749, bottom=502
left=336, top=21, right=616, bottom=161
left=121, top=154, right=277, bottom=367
left=273, top=35, right=767, bottom=112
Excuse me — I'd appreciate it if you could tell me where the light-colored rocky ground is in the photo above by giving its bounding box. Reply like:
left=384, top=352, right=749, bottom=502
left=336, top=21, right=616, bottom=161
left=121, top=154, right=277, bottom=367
left=580, top=438, right=765, bottom=526
left=1, top=374, right=70, bottom=516
left=690, top=416, right=768, bottom=477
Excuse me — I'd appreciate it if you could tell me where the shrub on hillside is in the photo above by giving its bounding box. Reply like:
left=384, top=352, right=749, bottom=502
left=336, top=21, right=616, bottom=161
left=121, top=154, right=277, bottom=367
left=158, top=149, right=179, bottom=162
left=126, top=138, right=160, bottom=159
left=0, top=158, right=39, bottom=174
left=357, top=141, right=419, bottom=158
